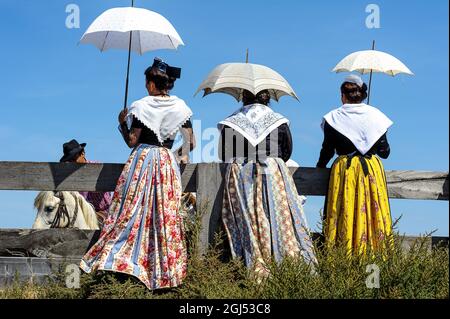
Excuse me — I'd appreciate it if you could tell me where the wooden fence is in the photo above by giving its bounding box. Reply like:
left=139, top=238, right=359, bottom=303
left=0, top=161, right=448, bottom=286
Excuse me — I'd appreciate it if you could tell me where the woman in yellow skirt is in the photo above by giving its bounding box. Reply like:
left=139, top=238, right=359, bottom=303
left=317, top=74, right=393, bottom=256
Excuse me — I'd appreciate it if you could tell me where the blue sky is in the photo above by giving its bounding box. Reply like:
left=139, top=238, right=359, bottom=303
left=0, top=0, right=448, bottom=236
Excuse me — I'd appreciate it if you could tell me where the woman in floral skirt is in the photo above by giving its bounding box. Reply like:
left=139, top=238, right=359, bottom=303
left=80, top=58, right=195, bottom=290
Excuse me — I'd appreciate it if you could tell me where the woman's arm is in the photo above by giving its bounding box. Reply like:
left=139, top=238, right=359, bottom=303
left=218, top=127, right=226, bottom=162
left=118, top=109, right=142, bottom=148
left=279, top=124, right=293, bottom=162
left=175, top=120, right=196, bottom=164
left=374, top=133, right=391, bottom=159
left=316, top=121, right=336, bottom=168
left=218, top=125, right=237, bottom=163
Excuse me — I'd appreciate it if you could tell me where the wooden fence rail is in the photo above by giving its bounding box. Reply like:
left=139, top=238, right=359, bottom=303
left=1, top=161, right=448, bottom=199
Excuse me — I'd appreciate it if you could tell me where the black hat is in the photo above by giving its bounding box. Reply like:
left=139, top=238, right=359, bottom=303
left=150, top=57, right=181, bottom=79
left=60, top=139, right=86, bottom=162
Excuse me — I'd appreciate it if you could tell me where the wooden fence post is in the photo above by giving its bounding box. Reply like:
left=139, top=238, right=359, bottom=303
left=195, top=163, right=227, bottom=254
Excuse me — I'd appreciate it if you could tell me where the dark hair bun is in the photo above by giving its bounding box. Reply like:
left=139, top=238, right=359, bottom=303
left=145, top=67, right=177, bottom=92
left=256, top=90, right=271, bottom=105
left=242, top=89, right=271, bottom=106
left=340, top=82, right=368, bottom=103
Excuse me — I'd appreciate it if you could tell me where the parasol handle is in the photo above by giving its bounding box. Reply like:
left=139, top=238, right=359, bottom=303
left=367, top=40, right=375, bottom=105
left=123, top=31, right=133, bottom=109
left=246, top=48, right=249, bottom=63
left=123, top=0, right=135, bottom=110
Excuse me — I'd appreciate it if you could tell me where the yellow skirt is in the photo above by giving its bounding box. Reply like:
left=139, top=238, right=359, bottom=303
left=324, top=155, right=393, bottom=255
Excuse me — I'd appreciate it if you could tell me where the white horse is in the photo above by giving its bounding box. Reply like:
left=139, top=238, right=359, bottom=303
left=33, top=191, right=100, bottom=230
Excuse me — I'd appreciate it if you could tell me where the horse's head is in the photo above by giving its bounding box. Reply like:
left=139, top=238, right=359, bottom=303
left=33, top=191, right=68, bottom=229
left=33, top=191, right=100, bottom=230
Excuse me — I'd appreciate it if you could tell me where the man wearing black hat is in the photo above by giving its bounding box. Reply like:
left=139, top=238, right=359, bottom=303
left=60, top=139, right=87, bottom=163
left=60, top=139, right=111, bottom=225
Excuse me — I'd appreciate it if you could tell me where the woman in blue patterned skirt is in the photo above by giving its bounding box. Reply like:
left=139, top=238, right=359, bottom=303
left=80, top=58, right=195, bottom=290
left=218, top=90, right=317, bottom=277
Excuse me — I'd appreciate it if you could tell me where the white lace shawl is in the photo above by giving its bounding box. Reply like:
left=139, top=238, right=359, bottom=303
left=218, top=103, right=289, bottom=147
left=126, top=95, right=193, bottom=143
left=322, top=103, right=393, bottom=155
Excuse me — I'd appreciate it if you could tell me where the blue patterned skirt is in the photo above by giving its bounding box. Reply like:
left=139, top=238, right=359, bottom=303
left=222, top=157, right=317, bottom=275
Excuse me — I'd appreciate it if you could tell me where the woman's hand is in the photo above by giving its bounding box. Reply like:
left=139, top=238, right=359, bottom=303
left=118, top=108, right=128, bottom=124
left=177, top=154, right=190, bottom=164
left=174, top=126, right=195, bottom=165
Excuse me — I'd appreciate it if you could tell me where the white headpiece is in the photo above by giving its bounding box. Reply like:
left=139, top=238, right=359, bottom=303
left=344, top=74, right=364, bottom=87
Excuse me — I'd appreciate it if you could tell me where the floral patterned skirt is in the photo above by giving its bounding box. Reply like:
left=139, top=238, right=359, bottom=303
left=80, top=144, right=187, bottom=290
left=222, top=157, right=317, bottom=276
left=324, top=155, right=393, bottom=255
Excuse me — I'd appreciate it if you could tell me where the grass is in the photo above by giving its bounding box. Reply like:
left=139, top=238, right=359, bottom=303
left=0, top=209, right=448, bottom=299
